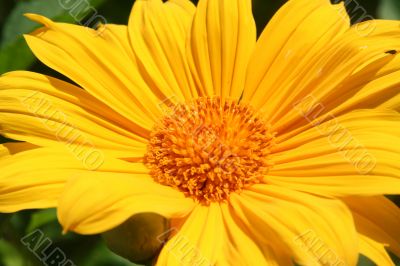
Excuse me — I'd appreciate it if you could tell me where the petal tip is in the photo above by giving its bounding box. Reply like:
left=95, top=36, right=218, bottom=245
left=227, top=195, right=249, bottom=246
left=24, top=13, right=54, bottom=27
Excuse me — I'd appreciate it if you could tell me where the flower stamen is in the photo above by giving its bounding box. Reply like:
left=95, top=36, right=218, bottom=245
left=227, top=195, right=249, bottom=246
left=145, top=97, right=275, bottom=204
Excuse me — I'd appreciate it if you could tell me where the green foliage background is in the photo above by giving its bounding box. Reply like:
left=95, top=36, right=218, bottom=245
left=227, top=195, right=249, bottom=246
left=0, top=0, right=399, bottom=265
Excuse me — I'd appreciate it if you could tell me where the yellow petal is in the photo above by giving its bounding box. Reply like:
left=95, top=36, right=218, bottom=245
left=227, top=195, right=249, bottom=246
left=24, top=15, right=163, bottom=129
left=243, top=1, right=400, bottom=136
left=379, top=92, right=400, bottom=111
left=359, top=234, right=394, bottom=266
left=344, top=196, right=400, bottom=257
left=167, top=0, right=196, bottom=15
left=276, top=55, right=400, bottom=138
left=0, top=142, right=37, bottom=157
left=0, top=145, right=8, bottom=158
left=58, top=173, right=195, bottom=235
left=156, top=204, right=224, bottom=265
left=259, top=19, right=400, bottom=136
left=243, top=0, right=349, bottom=107
left=188, top=0, right=256, bottom=99
left=158, top=203, right=291, bottom=265
left=269, top=109, right=400, bottom=196
left=217, top=204, right=294, bottom=266
left=128, top=0, right=197, bottom=102
left=0, top=71, right=147, bottom=159
left=230, top=185, right=359, bottom=266
left=0, top=146, right=138, bottom=212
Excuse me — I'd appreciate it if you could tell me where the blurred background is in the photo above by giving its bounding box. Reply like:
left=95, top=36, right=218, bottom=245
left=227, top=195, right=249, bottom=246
left=0, top=0, right=400, bottom=265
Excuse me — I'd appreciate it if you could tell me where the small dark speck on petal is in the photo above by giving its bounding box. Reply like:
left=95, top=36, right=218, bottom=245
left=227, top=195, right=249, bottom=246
left=385, top=50, right=397, bottom=55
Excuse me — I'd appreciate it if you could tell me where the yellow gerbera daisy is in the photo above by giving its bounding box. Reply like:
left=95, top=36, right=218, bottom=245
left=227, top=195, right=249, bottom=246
left=1, top=0, right=400, bottom=265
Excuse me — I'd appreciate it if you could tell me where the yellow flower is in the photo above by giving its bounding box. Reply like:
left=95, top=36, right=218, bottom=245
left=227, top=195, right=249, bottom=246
left=1, top=0, right=400, bottom=265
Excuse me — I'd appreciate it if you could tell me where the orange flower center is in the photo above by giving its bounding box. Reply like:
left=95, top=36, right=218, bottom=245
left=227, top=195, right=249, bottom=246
left=145, top=97, right=275, bottom=203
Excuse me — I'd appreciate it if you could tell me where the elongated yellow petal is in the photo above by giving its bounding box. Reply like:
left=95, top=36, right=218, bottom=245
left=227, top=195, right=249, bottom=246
left=230, top=185, right=359, bottom=266
left=359, top=235, right=394, bottom=266
left=0, top=146, right=8, bottom=158
left=0, top=147, right=139, bottom=212
left=24, top=15, right=162, bottom=129
left=262, top=19, right=400, bottom=136
left=269, top=110, right=400, bottom=196
left=58, top=173, right=195, bottom=235
left=344, top=196, right=400, bottom=257
left=158, top=204, right=292, bottom=266
left=217, top=204, right=294, bottom=266
left=167, top=0, right=196, bottom=14
left=243, top=0, right=400, bottom=137
left=0, top=142, right=37, bottom=157
left=156, top=204, right=224, bottom=265
left=379, top=92, right=400, bottom=111
left=0, top=71, right=147, bottom=159
left=243, top=0, right=349, bottom=107
left=128, top=0, right=197, bottom=102
left=188, top=0, right=256, bottom=99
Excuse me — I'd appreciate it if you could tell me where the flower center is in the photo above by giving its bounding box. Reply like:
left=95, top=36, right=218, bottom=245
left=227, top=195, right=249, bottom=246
left=145, top=97, right=275, bottom=204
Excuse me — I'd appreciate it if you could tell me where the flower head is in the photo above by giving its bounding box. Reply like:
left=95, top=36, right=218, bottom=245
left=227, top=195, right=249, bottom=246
left=1, top=0, right=400, bottom=265
left=145, top=97, right=275, bottom=203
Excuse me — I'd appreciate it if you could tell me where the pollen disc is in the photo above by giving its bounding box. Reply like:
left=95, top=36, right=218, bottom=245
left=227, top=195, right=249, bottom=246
left=145, top=97, right=275, bottom=203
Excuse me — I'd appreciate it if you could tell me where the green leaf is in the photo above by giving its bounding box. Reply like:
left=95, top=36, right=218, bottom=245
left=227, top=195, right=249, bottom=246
left=26, top=209, right=57, bottom=233
left=0, top=1, right=15, bottom=35
left=358, top=255, right=375, bottom=266
left=378, top=0, right=400, bottom=20
left=0, top=38, right=35, bottom=74
left=0, top=239, right=25, bottom=266
left=0, top=0, right=106, bottom=74
left=82, top=240, right=140, bottom=266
